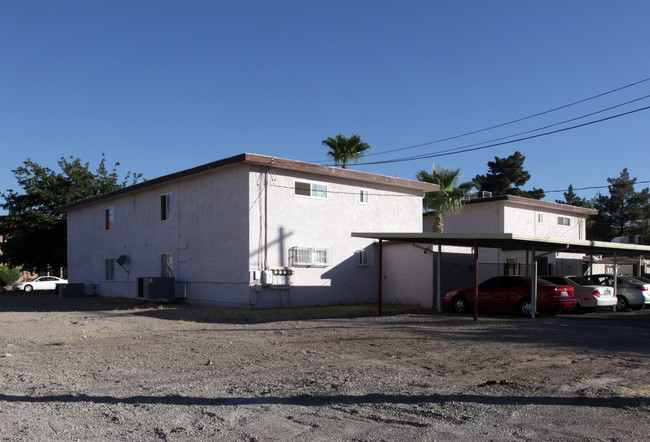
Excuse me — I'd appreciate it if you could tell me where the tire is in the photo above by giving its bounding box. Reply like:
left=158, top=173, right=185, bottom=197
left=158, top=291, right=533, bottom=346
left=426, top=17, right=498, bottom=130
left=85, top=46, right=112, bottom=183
left=451, top=295, right=469, bottom=313
left=24, top=285, right=33, bottom=292
left=616, top=295, right=630, bottom=311
left=519, top=297, right=533, bottom=316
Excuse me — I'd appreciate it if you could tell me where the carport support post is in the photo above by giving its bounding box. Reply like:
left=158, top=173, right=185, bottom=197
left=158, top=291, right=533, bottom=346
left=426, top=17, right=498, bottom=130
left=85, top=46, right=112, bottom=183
left=531, top=246, right=537, bottom=319
left=436, top=244, right=442, bottom=312
left=474, top=241, right=479, bottom=322
left=613, top=253, right=618, bottom=312
left=378, top=239, right=383, bottom=316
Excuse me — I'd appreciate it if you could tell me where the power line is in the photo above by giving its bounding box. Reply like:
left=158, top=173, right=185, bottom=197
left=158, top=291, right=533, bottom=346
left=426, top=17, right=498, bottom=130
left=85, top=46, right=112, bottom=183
left=353, top=105, right=650, bottom=166
left=311, top=76, right=650, bottom=163
left=546, top=180, right=650, bottom=194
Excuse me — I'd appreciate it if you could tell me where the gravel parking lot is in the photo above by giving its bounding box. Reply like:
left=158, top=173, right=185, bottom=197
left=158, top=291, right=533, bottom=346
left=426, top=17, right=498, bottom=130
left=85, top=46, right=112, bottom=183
left=1, top=292, right=648, bottom=441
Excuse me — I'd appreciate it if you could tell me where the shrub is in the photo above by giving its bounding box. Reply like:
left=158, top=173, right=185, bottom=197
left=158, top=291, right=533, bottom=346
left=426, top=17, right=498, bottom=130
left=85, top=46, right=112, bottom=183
left=0, top=266, right=21, bottom=287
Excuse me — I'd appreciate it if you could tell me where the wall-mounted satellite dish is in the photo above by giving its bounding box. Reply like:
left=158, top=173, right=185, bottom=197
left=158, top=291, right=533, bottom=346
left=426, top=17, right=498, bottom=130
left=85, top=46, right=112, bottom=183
left=117, top=255, right=129, bottom=266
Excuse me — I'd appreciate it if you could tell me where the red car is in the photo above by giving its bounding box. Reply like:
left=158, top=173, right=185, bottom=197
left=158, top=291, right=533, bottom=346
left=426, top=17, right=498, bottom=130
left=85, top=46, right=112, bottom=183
left=443, top=276, right=576, bottom=315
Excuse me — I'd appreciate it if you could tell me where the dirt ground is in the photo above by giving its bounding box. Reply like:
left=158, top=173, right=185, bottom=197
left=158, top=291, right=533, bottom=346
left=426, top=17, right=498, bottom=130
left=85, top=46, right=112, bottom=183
left=0, top=292, right=648, bottom=441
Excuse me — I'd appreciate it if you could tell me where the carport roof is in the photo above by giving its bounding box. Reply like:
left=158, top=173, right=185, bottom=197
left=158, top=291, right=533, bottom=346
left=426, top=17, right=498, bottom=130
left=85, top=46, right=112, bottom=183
left=351, top=232, right=650, bottom=257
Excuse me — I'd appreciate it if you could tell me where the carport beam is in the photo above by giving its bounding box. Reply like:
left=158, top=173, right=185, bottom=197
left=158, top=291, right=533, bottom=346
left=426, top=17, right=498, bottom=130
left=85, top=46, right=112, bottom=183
left=437, top=244, right=442, bottom=312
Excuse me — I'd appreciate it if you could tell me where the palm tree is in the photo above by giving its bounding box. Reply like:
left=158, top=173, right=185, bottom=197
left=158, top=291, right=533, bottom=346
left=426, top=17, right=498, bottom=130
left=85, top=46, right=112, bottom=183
left=416, top=164, right=474, bottom=232
left=322, top=134, right=371, bottom=169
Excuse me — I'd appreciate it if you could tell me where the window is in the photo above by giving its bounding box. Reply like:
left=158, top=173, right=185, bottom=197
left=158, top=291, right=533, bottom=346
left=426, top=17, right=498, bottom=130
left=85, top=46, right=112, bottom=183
left=160, top=193, right=172, bottom=221
left=105, top=207, right=114, bottom=230
left=357, top=250, right=372, bottom=266
left=289, top=247, right=330, bottom=267
left=294, top=181, right=327, bottom=198
left=558, top=216, right=571, bottom=226
left=359, top=190, right=369, bottom=204
left=161, top=253, right=174, bottom=277
left=105, top=258, right=115, bottom=280
left=537, top=213, right=543, bottom=223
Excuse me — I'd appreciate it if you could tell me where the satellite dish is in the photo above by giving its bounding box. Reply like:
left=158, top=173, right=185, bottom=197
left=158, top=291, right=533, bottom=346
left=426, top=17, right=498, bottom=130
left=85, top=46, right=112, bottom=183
left=116, top=255, right=129, bottom=266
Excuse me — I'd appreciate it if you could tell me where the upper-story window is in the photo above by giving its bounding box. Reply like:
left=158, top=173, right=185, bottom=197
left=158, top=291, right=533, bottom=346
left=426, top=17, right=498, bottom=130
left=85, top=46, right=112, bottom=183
left=537, top=213, right=543, bottom=223
left=105, top=207, right=114, bottom=230
left=359, top=189, right=369, bottom=204
left=295, top=181, right=327, bottom=199
left=558, top=216, right=571, bottom=226
left=160, top=193, right=172, bottom=221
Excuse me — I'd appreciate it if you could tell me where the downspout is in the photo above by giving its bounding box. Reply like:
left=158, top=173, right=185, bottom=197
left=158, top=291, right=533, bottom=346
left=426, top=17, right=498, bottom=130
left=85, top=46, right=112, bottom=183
left=263, top=168, right=268, bottom=271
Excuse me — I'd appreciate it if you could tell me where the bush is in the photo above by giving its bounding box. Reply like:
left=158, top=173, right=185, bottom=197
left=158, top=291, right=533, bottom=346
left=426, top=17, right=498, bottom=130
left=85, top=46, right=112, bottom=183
left=0, top=266, right=21, bottom=287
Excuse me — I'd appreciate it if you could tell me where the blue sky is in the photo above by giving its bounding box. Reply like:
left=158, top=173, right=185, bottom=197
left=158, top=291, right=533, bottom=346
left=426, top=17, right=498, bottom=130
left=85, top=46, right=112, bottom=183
left=2, top=0, right=649, bottom=211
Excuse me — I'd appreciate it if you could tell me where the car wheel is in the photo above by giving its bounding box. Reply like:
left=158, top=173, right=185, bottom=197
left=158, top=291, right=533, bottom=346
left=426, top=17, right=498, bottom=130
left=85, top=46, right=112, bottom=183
left=616, top=295, right=629, bottom=311
left=451, top=295, right=469, bottom=313
left=630, top=304, right=645, bottom=311
left=519, top=297, right=533, bottom=316
left=24, top=285, right=33, bottom=292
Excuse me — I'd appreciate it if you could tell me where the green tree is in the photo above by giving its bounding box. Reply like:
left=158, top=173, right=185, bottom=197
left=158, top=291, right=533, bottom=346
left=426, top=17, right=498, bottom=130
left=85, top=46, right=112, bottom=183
left=555, top=185, right=591, bottom=207
left=322, top=134, right=371, bottom=169
left=0, top=265, right=21, bottom=287
left=588, top=168, right=647, bottom=241
left=473, top=151, right=544, bottom=199
left=0, top=154, right=142, bottom=272
left=416, top=164, right=474, bottom=232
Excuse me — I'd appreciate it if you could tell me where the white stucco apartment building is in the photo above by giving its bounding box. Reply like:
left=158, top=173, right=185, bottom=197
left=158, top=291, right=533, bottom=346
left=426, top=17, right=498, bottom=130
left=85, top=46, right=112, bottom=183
left=380, top=194, right=598, bottom=307
left=436, top=194, right=598, bottom=275
left=60, top=154, right=437, bottom=307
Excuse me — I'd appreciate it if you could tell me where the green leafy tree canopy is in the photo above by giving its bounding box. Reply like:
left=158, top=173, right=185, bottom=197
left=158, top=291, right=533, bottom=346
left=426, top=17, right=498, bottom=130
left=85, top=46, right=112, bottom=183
left=0, top=154, right=142, bottom=272
left=473, top=151, right=544, bottom=199
left=417, top=164, right=474, bottom=232
left=322, top=133, right=371, bottom=169
left=588, top=168, right=648, bottom=241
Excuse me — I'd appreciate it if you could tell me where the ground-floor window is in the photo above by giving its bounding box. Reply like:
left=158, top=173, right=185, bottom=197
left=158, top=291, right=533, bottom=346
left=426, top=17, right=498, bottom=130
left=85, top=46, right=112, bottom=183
left=161, top=253, right=174, bottom=277
left=105, top=258, right=115, bottom=280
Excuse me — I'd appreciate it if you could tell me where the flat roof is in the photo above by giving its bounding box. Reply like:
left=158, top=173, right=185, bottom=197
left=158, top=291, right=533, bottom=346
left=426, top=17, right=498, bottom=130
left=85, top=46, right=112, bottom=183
left=59, top=153, right=439, bottom=212
left=462, top=194, right=598, bottom=216
left=351, top=232, right=650, bottom=257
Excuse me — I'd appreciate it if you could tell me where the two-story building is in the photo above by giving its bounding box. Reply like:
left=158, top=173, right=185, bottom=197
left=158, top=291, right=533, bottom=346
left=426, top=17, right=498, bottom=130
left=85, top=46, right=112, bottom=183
left=59, top=154, right=438, bottom=307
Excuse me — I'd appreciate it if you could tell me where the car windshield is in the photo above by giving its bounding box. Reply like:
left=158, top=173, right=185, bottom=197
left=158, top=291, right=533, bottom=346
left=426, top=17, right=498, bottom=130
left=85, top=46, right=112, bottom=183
left=619, top=276, right=647, bottom=285
left=542, top=276, right=567, bottom=285
left=537, top=278, right=555, bottom=286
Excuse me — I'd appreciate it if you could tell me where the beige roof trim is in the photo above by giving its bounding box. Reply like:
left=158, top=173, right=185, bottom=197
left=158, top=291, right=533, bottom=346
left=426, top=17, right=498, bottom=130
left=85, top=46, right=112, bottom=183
left=464, top=194, right=598, bottom=216
left=59, top=153, right=438, bottom=212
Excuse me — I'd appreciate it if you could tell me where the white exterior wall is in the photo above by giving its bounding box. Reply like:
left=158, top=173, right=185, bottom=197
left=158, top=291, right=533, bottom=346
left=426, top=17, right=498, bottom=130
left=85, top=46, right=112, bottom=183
left=248, top=166, right=424, bottom=307
left=67, top=164, right=251, bottom=304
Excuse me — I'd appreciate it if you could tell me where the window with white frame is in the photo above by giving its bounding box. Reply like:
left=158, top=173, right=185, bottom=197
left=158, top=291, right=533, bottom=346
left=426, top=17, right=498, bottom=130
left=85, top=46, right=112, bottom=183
left=161, top=253, right=174, bottom=277
left=105, top=207, right=114, bottom=230
left=294, top=181, right=327, bottom=198
left=557, top=216, right=571, bottom=226
left=289, top=247, right=330, bottom=267
left=105, top=258, right=115, bottom=280
left=160, top=193, right=172, bottom=221
left=359, top=189, right=369, bottom=204
left=357, top=249, right=372, bottom=266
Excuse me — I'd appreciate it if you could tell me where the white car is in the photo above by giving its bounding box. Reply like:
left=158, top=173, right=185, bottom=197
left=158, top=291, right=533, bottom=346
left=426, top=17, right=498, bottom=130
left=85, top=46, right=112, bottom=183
left=13, top=276, right=68, bottom=292
left=585, top=274, right=650, bottom=311
left=545, top=275, right=616, bottom=312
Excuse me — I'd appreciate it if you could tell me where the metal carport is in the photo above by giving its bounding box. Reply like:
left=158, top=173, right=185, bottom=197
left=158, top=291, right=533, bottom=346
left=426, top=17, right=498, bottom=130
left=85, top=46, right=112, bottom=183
left=351, top=232, right=650, bottom=320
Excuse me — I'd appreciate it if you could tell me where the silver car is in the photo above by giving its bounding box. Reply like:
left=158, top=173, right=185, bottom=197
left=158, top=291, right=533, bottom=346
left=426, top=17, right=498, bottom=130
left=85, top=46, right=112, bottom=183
left=585, top=274, right=650, bottom=311
left=545, top=275, right=616, bottom=312
left=13, top=276, right=68, bottom=292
